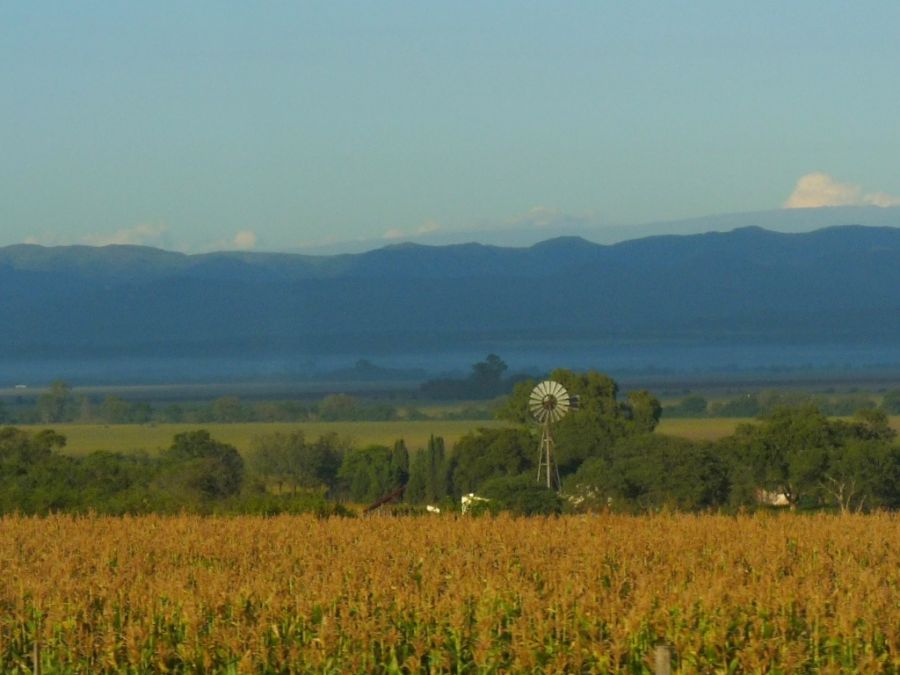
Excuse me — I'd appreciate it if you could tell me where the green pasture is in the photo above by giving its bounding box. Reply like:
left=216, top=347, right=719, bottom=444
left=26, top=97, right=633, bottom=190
left=655, top=417, right=747, bottom=440
left=38, top=420, right=511, bottom=457
left=19, top=416, right=899, bottom=457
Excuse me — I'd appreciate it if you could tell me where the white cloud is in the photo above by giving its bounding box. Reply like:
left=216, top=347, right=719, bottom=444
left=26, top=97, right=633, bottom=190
left=232, top=230, right=258, bottom=250
left=81, top=222, right=170, bottom=247
left=416, top=219, right=442, bottom=235
left=382, top=219, right=443, bottom=241
left=382, top=227, right=406, bottom=240
left=203, top=229, right=261, bottom=252
left=785, top=173, right=900, bottom=208
left=500, top=206, right=599, bottom=231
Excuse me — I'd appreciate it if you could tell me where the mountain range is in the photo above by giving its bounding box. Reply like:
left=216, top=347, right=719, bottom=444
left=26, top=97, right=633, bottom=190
left=1, top=225, right=898, bottom=381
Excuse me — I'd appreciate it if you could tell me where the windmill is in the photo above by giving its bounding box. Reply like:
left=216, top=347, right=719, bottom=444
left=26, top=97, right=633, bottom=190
left=529, top=380, right=577, bottom=491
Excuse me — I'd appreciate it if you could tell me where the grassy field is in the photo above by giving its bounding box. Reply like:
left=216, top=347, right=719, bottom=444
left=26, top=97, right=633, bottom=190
left=21, top=415, right=900, bottom=456
left=655, top=417, right=747, bottom=440
left=1, top=513, right=896, bottom=672
left=41, top=420, right=511, bottom=456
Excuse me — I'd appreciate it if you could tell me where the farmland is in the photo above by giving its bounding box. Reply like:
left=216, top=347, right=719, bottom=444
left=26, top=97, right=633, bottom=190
left=40, top=420, right=511, bottom=457
left=1, top=512, right=896, bottom=672
left=29, top=416, right=900, bottom=457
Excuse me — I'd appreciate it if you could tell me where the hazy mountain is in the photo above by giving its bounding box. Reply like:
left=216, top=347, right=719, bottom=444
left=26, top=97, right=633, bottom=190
left=1, top=226, right=898, bottom=382
left=293, top=205, right=900, bottom=253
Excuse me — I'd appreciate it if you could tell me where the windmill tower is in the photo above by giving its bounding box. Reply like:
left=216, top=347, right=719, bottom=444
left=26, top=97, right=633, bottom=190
left=529, top=380, right=576, bottom=491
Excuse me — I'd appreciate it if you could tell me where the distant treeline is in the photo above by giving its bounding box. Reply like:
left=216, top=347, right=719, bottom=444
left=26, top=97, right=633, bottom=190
left=3, top=369, right=897, bottom=517
left=0, top=382, right=495, bottom=426
left=664, top=389, right=900, bottom=418
left=419, top=354, right=533, bottom=400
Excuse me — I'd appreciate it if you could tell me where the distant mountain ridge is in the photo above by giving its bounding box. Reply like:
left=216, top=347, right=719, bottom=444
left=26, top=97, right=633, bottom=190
left=1, top=226, right=898, bottom=366
left=292, top=204, right=900, bottom=253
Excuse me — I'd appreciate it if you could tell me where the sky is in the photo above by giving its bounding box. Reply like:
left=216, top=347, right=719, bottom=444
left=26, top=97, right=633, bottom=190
left=2, top=2, right=899, bottom=253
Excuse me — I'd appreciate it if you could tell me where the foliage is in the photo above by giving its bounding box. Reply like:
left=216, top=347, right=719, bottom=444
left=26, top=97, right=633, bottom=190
left=337, top=444, right=396, bottom=503
left=36, top=380, right=76, bottom=423
left=663, top=395, right=709, bottom=418
left=882, top=389, right=900, bottom=414
left=478, top=474, right=563, bottom=515
left=420, top=354, right=531, bottom=400
left=162, top=430, right=245, bottom=500
left=499, top=370, right=661, bottom=476
left=389, top=438, right=410, bottom=488
left=248, top=431, right=344, bottom=493
left=568, top=433, right=730, bottom=512
left=721, top=406, right=898, bottom=511
left=405, top=435, right=448, bottom=504
left=447, top=427, right=535, bottom=496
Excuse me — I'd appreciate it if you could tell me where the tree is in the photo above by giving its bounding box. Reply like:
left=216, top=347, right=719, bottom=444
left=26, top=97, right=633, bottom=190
left=479, top=474, right=563, bottom=515
left=318, top=394, right=358, bottom=421
left=819, top=440, right=899, bottom=513
left=726, top=406, right=835, bottom=509
left=163, top=430, right=244, bottom=499
left=844, top=409, right=897, bottom=443
left=406, top=436, right=449, bottom=503
left=37, top=380, right=75, bottom=423
left=881, top=389, right=900, bottom=414
left=709, top=394, right=761, bottom=418
left=663, top=395, right=708, bottom=418
left=569, top=434, right=730, bottom=512
left=100, top=396, right=133, bottom=424
left=448, top=428, right=534, bottom=496
left=337, top=445, right=394, bottom=503
left=249, top=431, right=343, bottom=493
left=497, top=369, right=661, bottom=477
left=469, top=354, right=509, bottom=397
left=624, top=390, right=662, bottom=434
left=0, top=426, right=66, bottom=471
left=389, top=439, right=410, bottom=488
left=211, top=396, right=247, bottom=423
left=546, top=369, right=630, bottom=475
left=471, top=354, right=508, bottom=383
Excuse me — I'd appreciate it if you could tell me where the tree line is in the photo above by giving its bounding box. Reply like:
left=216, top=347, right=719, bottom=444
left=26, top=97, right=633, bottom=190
left=2, top=368, right=897, bottom=516
left=664, top=389, right=900, bottom=418
left=0, top=382, right=488, bottom=426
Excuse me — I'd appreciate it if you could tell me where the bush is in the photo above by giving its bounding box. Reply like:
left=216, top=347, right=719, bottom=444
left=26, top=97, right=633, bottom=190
left=479, top=474, right=563, bottom=516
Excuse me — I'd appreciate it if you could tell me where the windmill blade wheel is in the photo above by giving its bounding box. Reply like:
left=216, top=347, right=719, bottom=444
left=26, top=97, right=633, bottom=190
left=529, top=380, right=571, bottom=424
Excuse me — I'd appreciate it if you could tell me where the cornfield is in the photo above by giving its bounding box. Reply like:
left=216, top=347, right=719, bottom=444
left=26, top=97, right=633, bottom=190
left=0, top=513, right=896, bottom=673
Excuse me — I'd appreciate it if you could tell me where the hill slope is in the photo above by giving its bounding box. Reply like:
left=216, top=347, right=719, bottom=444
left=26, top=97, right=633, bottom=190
left=1, top=226, right=898, bottom=364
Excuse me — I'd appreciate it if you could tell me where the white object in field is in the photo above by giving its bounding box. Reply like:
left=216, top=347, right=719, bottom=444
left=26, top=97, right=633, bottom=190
left=756, top=489, right=790, bottom=506
left=426, top=505, right=441, bottom=514
left=460, top=493, right=489, bottom=514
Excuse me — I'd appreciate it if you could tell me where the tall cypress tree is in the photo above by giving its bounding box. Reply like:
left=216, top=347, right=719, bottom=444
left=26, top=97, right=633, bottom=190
left=405, top=449, right=426, bottom=503
left=389, top=439, right=409, bottom=488
left=424, top=435, right=447, bottom=503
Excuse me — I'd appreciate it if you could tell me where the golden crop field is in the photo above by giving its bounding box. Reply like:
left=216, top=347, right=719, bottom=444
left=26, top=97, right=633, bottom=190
left=1, top=513, right=896, bottom=673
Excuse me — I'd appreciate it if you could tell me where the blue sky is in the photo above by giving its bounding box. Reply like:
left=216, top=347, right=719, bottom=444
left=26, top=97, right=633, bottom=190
left=2, top=2, right=899, bottom=252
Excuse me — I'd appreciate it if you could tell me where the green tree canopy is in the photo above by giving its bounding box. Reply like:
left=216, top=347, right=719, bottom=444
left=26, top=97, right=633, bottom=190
left=479, top=474, right=563, bottom=516
left=163, top=430, right=244, bottom=499
left=337, top=444, right=394, bottom=503
left=448, top=427, right=534, bottom=497
left=568, top=433, right=730, bottom=512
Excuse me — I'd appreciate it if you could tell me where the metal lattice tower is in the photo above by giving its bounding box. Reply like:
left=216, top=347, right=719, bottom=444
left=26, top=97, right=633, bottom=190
left=528, top=380, right=574, bottom=491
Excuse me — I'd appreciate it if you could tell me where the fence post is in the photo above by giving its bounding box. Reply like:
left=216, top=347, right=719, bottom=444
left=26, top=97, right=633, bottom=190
left=653, top=644, right=671, bottom=675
